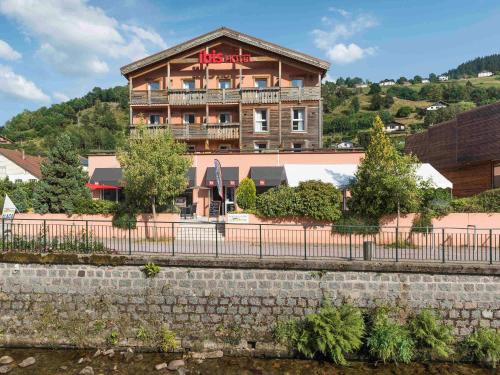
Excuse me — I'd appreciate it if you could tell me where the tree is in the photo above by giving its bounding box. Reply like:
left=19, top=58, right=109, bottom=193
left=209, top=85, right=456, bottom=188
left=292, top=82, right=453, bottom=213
left=397, top=76, right=407, bottom=85
left=117, top=124, right=191, bottom=222
left=413, top=75, right=423, bottom=84
left=429, top=73, right=439, bottom=83
left=396, top=106, right=413, bottom=118
left=370, top=94, right=383, bottom=110
left=236, top=177, right=256, bottom=210
left=383, top=94, right=394, bottom=109
left=368, top=83, right=381, bottom=95
left=33, top=134, right=91, bottom=213
left=349, top=97, right=360, bottom=113
left=349, top=116, right=420, bottom=222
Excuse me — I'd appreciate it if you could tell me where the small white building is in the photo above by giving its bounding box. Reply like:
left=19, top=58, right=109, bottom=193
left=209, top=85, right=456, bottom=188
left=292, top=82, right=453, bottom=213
left=379, top=80, right=395, bottom=86
left=384, top=122, right=406, bottom=133
left=478, top=71, right=494, bottom=78
left=421, top=78, right=430, bottom=84
left=0, top=148, right=43, bottom=182
left=438, top=75, right=449, bottom=81
left=337, top=141, right=353, bottom=149
left=425, top=101, right=448, bottom=111
left=355, top=83, right=368, bottom=89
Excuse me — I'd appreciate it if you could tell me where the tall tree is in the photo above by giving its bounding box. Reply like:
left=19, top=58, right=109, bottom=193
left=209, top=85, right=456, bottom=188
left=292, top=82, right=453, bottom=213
left=117, top=124, right=191, bottom=221
left=33, top=134, right=91, bottom=213
left=349, top=116, right=420, bottom=223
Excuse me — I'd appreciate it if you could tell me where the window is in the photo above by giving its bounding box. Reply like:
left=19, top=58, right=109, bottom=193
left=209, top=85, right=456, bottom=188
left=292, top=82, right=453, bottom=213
left=187, top=145, right=196, bottom=152
left=219, top=79, right=231, bottom=89
left=183, top=113, right=195, bottom=124
left=254, top=109, right=268, bottom=132
left=149, top=114, right=160, bottom=125
left=254, top=142, right=268, bottom=150
left=291, top=78, right=304, bottom=87
left=148, top=81, right=160, bottom=90
left=292, top=143, right=303, bottom=152
left=254, top=78, right=267, bottom=88
left=292, top=108, right=305, bottom=131
left=182, top=79, right=195, bottom=90
left=219, top=144, right=231, bottom=150
left=219, top=113, right=231, bottom=124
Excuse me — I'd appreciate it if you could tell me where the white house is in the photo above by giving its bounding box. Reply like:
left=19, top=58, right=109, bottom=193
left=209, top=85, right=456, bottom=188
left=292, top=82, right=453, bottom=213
left=379, top=80, right=395, bottom=86
left=337, top=141, right=353, bottom=149
left=425, top=101, right=448, bottom=111
left=438, top=75, right=449, bottom=81
left=478, top=71, right=493, bottom=78
left=421, top=78, right=430, bottom=84
left=355, top=83, right=368, bottom=89
left=0, top=148, right=43, bottom=182
left=384, top=121, right=406, bottom=133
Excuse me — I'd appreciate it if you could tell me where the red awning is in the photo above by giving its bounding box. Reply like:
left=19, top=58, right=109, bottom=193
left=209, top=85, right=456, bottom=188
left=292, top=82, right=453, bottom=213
left=86, top=183, right=120, bottom=190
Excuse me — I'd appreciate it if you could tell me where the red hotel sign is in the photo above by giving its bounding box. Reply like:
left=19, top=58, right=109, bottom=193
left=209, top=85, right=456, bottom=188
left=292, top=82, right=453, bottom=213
left=199, top=50, right=251, bottom=64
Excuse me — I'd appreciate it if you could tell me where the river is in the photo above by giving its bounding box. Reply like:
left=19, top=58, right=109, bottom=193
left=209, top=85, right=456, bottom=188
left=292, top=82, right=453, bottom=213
left=0, top=348, right=496, bottom=374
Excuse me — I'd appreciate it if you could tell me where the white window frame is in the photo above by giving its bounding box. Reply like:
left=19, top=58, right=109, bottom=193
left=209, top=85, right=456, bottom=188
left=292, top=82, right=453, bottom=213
left=149, top=114, right=161, bottom=125
left=219, top=113, right=232, bottom=124
left=183, top=113, right=196, bottom=125
left=218, top=79, right=231, bottom=89
left=254, top=108, right=269, bottom=133
left=253, top=142, right=269, bottom=151
left=291, top=78, right=304, bottom=88
left=182, top=79, right=195, bottom=90
left=291, top=108, right=306, bottom=132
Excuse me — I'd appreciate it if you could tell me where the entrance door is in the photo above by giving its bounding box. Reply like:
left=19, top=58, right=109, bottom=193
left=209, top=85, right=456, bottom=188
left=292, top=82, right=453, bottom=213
left=225, top=186, right=235, bottom=213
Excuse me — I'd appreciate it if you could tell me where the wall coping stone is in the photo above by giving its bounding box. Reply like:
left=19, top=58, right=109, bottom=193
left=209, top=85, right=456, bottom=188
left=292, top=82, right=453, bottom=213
left=0, top=252, right=498, bottom=276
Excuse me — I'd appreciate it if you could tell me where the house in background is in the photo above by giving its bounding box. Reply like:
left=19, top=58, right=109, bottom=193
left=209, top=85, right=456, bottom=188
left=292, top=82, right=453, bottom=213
left=0, top=148, right=43, bottom=182
left=438, top=75, right=449, bottom=81
left=421, top=78, right=430, bottom=84
left=355, top=83, right=368, bottom=89
left=337, top=141, right=353, bottom=149
left=384, top=121, right=406, bottom=133
left=425, top=101, right=448, bottom=111
left=379, top=79, right=395, bottom=86
left=0, top=136, right=13, bottom=145
left=478, top=71, right=494, bottom=78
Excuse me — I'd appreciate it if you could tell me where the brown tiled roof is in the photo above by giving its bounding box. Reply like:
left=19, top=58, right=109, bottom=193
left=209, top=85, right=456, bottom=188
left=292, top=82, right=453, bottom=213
left=0, top=148, right=44, bottom=179
left=120, top=27, right=330, bottom=76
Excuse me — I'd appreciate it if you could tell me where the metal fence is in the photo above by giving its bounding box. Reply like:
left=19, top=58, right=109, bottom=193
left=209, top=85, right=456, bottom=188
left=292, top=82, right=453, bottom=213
left=1, top=219, right=499, bottom=264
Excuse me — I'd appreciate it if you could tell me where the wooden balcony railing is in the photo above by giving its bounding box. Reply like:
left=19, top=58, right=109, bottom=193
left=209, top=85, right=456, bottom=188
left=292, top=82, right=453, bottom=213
left=129, top=86, right=321, bottom=106
left=129, top=123, right=240, bottom=140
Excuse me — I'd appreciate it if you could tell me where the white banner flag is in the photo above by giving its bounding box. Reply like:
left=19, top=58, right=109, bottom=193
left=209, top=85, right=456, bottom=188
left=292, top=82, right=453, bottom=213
left=2, top=195, right=17, bottom=220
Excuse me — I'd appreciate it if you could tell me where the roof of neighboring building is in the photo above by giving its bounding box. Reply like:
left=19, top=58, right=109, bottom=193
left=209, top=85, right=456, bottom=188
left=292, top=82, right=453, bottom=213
left=120, top=26, right=330, bottom=76
left=0, top=148, right=44, bottom=179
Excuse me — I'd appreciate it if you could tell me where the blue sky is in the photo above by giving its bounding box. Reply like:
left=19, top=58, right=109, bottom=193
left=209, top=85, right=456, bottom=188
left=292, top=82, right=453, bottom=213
left=0, top=0, right=499, bottom=125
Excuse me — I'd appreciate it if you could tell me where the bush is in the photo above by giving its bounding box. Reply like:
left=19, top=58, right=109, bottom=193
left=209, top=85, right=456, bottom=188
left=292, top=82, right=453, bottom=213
left=112, top=210, right=137, bottom=229
left=256, top=186, right=301, bottom=218
left=396, top=106, right=413, bottom=117
left=411, top=213, right=433, bottom=233
left=142, top=262, right=160, bottom=278
left=235, top=177, right=256, bottom=210
left=296, top=181, right=342, bottom=222
left=450, top=197, right=480, bottom=212
left=462, top=328, right=500, bottom=368
left=367, top=308, right=415, bottom=364
left=332, top=213, right=380, bottom=234
left=450, top=188, right=500, bottom=213
left=409, top=309, right=454, bottom=359
left=274, top=303, right=365, bottom=365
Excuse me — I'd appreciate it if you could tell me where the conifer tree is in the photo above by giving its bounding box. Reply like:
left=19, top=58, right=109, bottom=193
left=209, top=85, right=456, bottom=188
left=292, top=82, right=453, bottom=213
left=33, top=134, right=91, bottom=213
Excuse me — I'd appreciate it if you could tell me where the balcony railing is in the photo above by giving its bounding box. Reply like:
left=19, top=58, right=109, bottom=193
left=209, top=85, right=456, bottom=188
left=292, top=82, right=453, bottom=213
left=129, top=123, right=240, bottom=140
left=129, top=87, right=320, bottom=106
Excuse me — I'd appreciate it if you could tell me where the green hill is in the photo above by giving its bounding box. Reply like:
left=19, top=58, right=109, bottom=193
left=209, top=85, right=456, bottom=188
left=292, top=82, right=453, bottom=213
left=448, top=54, right=500, bottom=78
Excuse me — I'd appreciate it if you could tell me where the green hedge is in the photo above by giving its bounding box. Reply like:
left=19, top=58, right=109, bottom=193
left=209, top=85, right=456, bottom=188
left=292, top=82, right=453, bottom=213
left=451, top=188, right=500, bottom=213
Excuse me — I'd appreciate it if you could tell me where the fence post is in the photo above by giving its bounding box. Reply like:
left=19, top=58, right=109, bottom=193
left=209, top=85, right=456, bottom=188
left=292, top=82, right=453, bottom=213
left=215, top=223, right=219, bottom=258
left=489, top=229, right=493, bottom=265
left=128, top=221, right=132, bottom=256
left=1, top=218, right=4, bottom=252
left=303, top=227, right=307, bottom=260
left=441, top=228, right=445, bottom=263
left=349, top=231, right=353, bottom=261
left=395, top=226, right=399, bottom=262
left=259, top=224, right=262, bottom=259
left=43, top=220, right=47, bottom=252
left=171, top=222, right=175, bottom=256
left=85, top=220, right=89, bottom=253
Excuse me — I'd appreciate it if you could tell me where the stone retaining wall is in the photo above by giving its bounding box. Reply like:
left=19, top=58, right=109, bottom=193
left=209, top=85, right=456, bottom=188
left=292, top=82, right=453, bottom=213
left=0, top=258, right=498, bottom=354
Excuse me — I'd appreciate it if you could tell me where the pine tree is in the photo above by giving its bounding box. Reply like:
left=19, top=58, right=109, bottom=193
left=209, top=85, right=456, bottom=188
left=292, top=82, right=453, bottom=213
left=33, top=134, right=91, bottom=213
left=349, top=116, right=420, bottom=221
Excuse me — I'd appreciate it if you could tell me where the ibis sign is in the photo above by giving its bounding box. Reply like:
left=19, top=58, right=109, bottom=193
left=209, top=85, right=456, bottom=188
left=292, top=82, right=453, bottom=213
left=199, top=50, right=251, bottom=64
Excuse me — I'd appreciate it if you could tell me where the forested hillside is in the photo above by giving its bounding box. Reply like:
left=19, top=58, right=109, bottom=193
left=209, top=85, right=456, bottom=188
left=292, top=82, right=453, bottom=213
left=0, top=86, right=129, bottom=155
left=448, top=54, right=500, bottom=78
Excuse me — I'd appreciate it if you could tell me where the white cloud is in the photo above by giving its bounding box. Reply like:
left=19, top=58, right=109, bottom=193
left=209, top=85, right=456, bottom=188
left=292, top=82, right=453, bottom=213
left=0, top=64, right=49, bottom=102
left=0, top=0, right=167, bottom=75
left=312, top=11, right=377, bottom=64
left=328, top=7, right=350, bottom=17
left=0, top=39, right=22, bottom=61
left=52, top=91, right=69, bottom=102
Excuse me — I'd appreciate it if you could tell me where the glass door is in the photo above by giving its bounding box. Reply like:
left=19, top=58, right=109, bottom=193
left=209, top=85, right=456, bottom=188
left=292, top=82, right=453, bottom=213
left=225, top=186, right=235, bottom=213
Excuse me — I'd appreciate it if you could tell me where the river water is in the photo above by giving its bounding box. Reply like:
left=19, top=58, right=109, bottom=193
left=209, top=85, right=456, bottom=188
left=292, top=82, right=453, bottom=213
left=0, top=348, right=496, bottom=375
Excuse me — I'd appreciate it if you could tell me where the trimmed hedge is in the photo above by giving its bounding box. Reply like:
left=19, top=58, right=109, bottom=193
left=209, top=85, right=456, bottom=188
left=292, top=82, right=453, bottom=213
left=451, top=188, right=500, bottom=213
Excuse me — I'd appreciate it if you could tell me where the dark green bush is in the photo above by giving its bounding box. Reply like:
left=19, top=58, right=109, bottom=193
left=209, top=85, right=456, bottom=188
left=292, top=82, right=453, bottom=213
left=332, top=213, right=380, bottom=234
left=112, top=208, right=137, bottom=229
left=235, top=177, right=256, bottom=210
left=256, top=186, right=301, bottom=218
left=462, top=327, right=500, bottom=368
left=409, top=309, right=455, bottom=359
left=274, top=303, right=365, bottom=365
left=396, top=106, right=413, bottom=117
left=450, top=188, right=500, bottom=213
left=296, top=180, right=342, bottom=222
left=411, top=213, right=433, bottom=233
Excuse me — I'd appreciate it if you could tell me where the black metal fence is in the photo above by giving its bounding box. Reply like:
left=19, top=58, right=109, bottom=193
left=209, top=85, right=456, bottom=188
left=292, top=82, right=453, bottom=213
left=1, top=219, right=499, bottom=264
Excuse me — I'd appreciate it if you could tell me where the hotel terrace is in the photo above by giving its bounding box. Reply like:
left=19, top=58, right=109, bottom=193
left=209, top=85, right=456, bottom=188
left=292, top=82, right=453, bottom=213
left=88, top=27, right=450, bottom=216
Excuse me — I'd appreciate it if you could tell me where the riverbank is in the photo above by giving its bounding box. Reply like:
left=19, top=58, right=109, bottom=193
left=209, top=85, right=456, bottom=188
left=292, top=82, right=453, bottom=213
left=0, top=348, right=495, bottom=375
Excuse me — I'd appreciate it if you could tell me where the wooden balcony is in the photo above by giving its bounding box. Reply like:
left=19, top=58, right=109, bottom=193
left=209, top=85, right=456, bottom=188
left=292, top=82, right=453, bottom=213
left=129, top=87, right=320, bottom=106
left=129, top=123, right=240, bottom=140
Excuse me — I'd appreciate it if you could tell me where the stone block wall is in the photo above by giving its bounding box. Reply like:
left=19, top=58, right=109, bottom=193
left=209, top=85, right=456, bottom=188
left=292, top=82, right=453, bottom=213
left=0, top=261, right=498, bottom=353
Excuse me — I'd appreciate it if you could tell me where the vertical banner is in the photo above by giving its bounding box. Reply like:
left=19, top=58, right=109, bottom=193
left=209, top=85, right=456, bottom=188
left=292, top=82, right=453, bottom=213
left=2, top=195, right=17, bottom=220
left=214, top=159, right=224, bottom=200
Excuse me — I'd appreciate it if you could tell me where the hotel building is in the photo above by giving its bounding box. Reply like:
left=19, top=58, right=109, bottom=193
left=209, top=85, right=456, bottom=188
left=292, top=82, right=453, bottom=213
left=120, top=27, right=329, bottom=152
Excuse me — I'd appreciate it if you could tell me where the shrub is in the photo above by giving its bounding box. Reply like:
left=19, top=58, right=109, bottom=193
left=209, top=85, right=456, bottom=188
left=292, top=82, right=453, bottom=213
left=450, top=197, right=480, bottom=212
left=235, top=177, right=256, bottom=210
left=332, top=213, right=380, bottom=234
left=256, top=186, right=301, bottom=218
left=450, top=188, right=500, bottom=213
left=296, top=180, right=342, bottom=222
left=112, top=206, right=137, bottom=229
left=367, top=308, right=415, bottom=364
left=411, top=213, right=433, bottom=233
left=106, top=331, right=119, bottom=346
left=158, top=325, right=179, bottom=352
left=274, top=303, right=365, bottom=365
left=409, top=309, right=454, bottom=359
left=462, top=328, right=500, bottom=368
left=396, top=106, right=413, bottom=118
left=142, top=262, right=160, bottom=278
